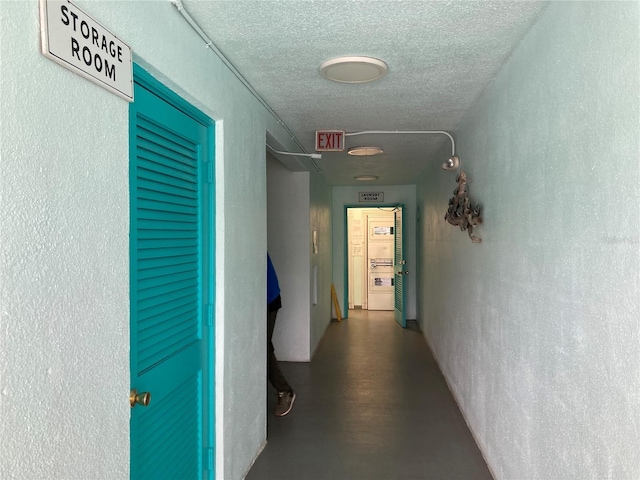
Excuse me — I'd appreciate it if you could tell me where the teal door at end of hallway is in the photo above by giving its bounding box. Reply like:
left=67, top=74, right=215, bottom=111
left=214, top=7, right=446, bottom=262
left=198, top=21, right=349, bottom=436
left=394, top=205, right=406, bottom=328
left=129, top=65, right=215, bottom=480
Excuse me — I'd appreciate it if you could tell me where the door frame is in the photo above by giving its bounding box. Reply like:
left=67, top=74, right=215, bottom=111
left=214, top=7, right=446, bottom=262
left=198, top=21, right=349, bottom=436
left=129, top=64, right=216, bottom=478
left=343, top=204, right=402, bottom=319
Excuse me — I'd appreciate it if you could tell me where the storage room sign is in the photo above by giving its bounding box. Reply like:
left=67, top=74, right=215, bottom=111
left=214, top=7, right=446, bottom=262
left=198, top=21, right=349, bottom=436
left=40, top=0, right=133, bottom=101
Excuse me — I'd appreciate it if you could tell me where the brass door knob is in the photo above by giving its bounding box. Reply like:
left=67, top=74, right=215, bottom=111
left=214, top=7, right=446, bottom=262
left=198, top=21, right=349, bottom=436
left=130, top=389, right=151, bottom=408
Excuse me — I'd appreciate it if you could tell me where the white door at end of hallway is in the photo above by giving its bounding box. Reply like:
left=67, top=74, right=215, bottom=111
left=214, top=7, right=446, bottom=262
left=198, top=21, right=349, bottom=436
left=366, top=213, right=395, bottom=311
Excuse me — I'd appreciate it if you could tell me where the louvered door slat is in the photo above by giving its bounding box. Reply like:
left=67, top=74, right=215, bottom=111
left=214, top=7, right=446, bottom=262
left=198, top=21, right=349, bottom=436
left=138, top=177, right=198, bottom=201
left=138, top=299, right=196, bottom=326
left=139, top=391, right=188, bottom=440
left=138, top=378, right=199, bottom=457
left=134, top=109, right=200, bottom=377
left=137, top=286, right=197, bottom=313
left=138, top=169, right=198, bottom=194
left=138, top=221, right=198, bottom=234
left=137, top=260, right=197, bottom=280
left=394, top=276, right=403, bottom=310
left=138, top=329, right=198, bottom=371
left=138, top=236, right=200, bottom=251
left=137, top=191, right=197, bottom=207
left=394, top=207, right=406, bottom=327
left=137, top=372, right=201, bottom=478
left=138, top=228, right=197, bottom=240
left=138, top=187, right=196, bottom=203
left=138, top=119, right=199, bottom=161
left=138, top=210, right=198, bottom=226
left=138, top=307, right=198, bottom=341
left=137, top=149, right=198, bottom=178
left=137, top=249, right=198, bottom=264
left=138, top=268, right=197, bottom=291
left=139, top=255, right=198, bottom=278
left=137, top=196, right=198, bottom=214
left=137, top=126, right=198, bottom=166
left=138, top=278, right=197, bottom=305
left=138, top=294, right=196, bottom=323
left=136, top=147, right=197, bottom=177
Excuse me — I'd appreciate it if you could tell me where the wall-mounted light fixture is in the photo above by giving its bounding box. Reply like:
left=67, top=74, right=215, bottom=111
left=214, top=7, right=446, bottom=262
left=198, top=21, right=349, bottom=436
left=344, top=130, right=460, bottom=171
left=442, top=155, right=460, bottom=170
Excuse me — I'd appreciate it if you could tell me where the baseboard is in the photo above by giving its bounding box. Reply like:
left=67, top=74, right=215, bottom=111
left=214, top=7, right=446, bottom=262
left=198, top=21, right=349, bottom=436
left=242, top=439, right=267, bottom=480
left=422, top=333, right=498, bottom=480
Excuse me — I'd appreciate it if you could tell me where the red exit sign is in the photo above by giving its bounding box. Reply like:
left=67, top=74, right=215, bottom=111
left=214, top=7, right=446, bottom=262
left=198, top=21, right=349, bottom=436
left=315, top=130, right=345, bottom=152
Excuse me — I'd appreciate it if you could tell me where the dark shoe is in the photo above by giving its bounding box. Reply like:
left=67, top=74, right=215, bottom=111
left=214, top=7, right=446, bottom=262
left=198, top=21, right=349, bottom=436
left=275, top=391, right=296, bottom=417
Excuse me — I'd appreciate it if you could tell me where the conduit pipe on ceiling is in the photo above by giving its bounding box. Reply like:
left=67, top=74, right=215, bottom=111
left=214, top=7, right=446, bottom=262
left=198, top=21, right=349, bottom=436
left=267, top=144, right=322, bottom=160
left=171, top=0, right=321, bottom=172
left=345, top=130, right=456, bottom=157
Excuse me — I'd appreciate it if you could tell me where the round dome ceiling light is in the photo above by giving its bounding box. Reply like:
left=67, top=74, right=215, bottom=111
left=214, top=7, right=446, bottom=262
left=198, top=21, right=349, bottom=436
left=354, top=175, right=379, bottom=181
left=348, top=146, right=384, bottom=156
left=319, top=56, right=388, bottom=84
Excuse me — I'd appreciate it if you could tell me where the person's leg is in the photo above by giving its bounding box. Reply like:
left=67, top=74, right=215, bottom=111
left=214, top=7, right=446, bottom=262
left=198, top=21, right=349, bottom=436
left=267, top=306, right=296, bottom=416
left=267, top=307, right=292, bottom=393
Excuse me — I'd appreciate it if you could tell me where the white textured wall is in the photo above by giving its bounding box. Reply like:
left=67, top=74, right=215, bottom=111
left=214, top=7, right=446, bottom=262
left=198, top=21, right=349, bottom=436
left=266, top=156, right=333, bottom=362
left=1, top=2, right=130, bottom=478
left=267, top=154, right=311, bottom=361
left=417, top=2, right=640, bottom=478
left=309, top=169, right=333, bottom=356
left=1, top=2, right=301, bottom=479
left=332, top=185, right=417, bottom=319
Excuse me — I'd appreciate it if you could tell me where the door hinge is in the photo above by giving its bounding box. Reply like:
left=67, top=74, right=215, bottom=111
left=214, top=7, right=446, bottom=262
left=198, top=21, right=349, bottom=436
left=205, top=446, right=214, bottom=471
left=206, top=304, right=213, bottom=327
left=207, top=161, right=213, bottom=184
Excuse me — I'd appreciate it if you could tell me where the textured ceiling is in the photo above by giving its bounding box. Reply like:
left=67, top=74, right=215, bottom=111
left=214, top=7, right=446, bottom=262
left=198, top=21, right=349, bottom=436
left=183, top=0, right=549, bottom=186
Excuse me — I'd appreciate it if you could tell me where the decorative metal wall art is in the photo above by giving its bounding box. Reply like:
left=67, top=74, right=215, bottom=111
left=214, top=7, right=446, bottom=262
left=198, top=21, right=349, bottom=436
left=444, top=170, right=483, bottom=243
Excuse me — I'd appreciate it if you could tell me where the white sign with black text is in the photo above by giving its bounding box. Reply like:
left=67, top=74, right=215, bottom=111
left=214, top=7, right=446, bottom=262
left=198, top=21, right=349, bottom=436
left=40, top=0, right=133, bottom=101
left=359, top=192, right=384, bottom=203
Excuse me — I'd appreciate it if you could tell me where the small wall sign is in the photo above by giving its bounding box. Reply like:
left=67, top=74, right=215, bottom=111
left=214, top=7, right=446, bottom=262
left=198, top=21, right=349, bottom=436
left=359, top=191, right=384, bottom=202
left=39, top=0, right=133, bottom=101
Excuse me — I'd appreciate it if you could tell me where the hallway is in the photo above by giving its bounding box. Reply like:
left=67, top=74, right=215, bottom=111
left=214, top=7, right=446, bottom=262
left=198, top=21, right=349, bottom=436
left=246, top=310, right=492, bottom=480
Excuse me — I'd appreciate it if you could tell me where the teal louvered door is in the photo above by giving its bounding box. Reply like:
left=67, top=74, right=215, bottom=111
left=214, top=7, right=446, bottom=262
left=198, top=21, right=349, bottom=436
left=129, top=66, right=214, bottom=480
left=393, top=205, right=406, bottom=328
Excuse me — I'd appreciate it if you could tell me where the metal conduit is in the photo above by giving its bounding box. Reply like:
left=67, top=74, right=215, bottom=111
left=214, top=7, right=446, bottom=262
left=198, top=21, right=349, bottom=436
left=345, top=130, right=456, bottom=157
left=171, top=0, right=321, bottom=172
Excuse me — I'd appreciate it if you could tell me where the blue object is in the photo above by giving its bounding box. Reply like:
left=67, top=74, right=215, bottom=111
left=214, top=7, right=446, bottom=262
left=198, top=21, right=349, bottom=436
left=267, top=253, right=281, bottom=304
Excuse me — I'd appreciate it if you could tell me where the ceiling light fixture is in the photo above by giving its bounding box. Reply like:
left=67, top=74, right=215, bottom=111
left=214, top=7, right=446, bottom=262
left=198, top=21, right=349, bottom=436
left=347, top=146, right=384, bottom=156
left=319, top=56, right=388, bottom=84
left=354, top=175, right=379, bottom=181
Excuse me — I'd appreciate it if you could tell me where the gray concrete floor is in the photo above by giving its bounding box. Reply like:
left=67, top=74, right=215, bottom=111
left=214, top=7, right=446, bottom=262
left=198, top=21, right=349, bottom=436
left=246, top=310, right=493, bottom=480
